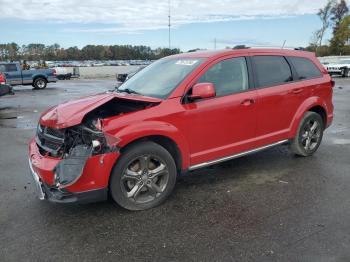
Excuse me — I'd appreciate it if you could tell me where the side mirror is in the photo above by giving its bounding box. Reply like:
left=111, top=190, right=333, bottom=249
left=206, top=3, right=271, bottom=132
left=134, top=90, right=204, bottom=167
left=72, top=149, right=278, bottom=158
left=189, top=82, right=216, bottom=100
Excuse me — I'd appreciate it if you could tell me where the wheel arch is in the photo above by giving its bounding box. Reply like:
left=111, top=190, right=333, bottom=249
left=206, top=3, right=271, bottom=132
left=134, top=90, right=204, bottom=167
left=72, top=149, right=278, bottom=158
left=118, top=135, right=183, bottom=175
left=308, top=105, right=327, bottom=127
left=289, top=97, right=328, bottom=137
left=33, top=75, right=48, bottom=82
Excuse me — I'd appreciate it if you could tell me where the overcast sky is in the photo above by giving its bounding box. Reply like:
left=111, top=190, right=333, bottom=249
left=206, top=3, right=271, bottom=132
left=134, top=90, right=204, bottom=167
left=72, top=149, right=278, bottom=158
left=0, top=0, right=333, bottom=50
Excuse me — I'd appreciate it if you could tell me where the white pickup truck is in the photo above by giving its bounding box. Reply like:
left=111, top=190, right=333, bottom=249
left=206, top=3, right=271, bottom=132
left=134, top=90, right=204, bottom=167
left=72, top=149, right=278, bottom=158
left=326, top=60, right=350, bottom=77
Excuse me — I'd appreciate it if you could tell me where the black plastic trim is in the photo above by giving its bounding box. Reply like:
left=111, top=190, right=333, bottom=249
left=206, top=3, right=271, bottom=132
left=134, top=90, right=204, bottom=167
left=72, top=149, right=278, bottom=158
left=41, top=182, right=108, bottom=204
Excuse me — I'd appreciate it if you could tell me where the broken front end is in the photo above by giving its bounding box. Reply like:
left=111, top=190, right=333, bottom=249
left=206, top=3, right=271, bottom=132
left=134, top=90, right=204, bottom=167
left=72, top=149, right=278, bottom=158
left=29, top=119, right=120, bottom=203
left=28, top=94, right=160, bottom=203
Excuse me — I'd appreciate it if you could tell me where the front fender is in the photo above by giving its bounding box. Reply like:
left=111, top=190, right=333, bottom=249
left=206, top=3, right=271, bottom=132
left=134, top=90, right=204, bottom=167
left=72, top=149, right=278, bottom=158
left=105, top=121, right=190, bottom=170
left=288, top=96, right=328, bottom=138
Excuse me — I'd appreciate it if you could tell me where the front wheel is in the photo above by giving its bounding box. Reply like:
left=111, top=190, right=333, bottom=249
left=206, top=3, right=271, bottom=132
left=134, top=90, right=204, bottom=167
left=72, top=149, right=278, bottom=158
left=110, top=141, right=177, bottom=211
left=290, top=112, right=324, bottom=157
left=33, top=78, right=47, bottom=89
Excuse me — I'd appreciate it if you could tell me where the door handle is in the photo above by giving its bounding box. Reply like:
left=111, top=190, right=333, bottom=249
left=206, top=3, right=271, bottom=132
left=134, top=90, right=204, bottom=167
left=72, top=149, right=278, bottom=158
left=292, top=88, right=303, bottom=94
left=241, top=99, right=255, bottom=106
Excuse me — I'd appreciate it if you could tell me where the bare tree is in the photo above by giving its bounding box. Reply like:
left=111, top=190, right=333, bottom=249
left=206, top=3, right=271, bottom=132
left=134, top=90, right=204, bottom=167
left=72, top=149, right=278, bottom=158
left=331, top=0, right=349, bottom=34
left=317, top=0, right=335, bottom=47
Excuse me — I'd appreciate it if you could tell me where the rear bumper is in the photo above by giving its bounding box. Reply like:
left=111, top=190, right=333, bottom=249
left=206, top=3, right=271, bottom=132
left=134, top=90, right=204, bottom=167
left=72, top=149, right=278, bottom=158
left=47, top=76, right=58, bottom=83
left=28, top=138, right=120, bottom=204
left=326, top=113, right=334, bottom=128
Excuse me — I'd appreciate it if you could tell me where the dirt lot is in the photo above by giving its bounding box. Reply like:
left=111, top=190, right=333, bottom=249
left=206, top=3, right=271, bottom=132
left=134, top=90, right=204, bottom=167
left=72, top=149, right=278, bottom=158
left=0, top=78, right=349, bottom=262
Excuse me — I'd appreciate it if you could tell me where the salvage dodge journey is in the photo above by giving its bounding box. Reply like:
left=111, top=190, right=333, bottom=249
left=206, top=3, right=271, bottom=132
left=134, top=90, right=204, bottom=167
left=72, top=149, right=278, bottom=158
left=29, top=49, right=334, bottom=210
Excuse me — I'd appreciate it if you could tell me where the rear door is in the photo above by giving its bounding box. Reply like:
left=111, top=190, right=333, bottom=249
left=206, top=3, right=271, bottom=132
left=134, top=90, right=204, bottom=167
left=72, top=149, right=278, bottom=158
left=182, top=56, right=258, bottom=166
left=251, top=55, right=304, bottom=144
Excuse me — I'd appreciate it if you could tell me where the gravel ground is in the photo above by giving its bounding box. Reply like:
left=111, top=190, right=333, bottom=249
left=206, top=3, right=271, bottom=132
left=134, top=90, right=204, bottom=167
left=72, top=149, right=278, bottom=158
left=0, top=78, right=349, bottom=262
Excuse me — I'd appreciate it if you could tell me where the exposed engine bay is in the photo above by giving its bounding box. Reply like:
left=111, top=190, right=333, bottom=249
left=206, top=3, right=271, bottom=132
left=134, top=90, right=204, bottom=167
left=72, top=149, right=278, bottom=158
left=35, top=98, right=157, bottom=187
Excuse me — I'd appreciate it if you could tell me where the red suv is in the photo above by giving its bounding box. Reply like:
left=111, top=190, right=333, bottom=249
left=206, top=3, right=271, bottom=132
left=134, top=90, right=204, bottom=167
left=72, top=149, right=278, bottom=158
left=29, top=49, right=334, bottom=210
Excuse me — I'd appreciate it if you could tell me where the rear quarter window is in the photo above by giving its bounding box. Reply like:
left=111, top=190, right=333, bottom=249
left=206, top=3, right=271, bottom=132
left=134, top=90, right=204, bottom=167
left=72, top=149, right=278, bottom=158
left=251, top=56, right=293, bottom=88
left=288, top=57, right=322, bottom=80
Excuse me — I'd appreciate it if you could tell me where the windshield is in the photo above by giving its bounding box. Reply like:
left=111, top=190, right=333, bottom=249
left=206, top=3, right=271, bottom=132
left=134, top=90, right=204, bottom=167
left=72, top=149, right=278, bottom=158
left=117, top=57, right=204, bottom=99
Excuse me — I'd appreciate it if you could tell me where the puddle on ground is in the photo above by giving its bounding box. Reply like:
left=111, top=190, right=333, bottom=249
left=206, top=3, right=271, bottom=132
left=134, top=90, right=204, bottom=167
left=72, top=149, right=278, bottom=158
left=330, top=138, right=350, bottom=145
left=327, top=127, right=350, bottom=134
left=0, top=107, right=37, bottom=130
left=0, top=118, right=37, bottom=129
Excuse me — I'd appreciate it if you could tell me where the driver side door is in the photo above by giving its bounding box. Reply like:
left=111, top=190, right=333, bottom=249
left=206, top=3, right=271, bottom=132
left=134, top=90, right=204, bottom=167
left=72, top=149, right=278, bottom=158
left=182, top=56, right=258, bottom=167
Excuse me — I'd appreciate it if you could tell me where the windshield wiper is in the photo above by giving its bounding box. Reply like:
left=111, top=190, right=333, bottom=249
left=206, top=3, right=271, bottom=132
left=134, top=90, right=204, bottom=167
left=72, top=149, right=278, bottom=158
left=116, top=88, right=141, bottom=95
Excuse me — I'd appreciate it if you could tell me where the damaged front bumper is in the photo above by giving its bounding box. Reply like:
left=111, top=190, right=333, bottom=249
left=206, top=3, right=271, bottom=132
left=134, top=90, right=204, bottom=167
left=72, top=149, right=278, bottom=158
left=28, top=138, right=120, bottom=204
left=29, top=158, right=107, bottom=203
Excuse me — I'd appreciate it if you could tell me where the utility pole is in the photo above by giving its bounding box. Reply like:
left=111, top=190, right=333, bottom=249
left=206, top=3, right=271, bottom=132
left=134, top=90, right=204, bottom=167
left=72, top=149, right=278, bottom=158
left=168, top=0, right=171, bottom=49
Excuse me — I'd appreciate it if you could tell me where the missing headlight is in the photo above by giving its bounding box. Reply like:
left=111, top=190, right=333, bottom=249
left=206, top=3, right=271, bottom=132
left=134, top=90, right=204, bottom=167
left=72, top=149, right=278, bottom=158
left=52, top=119, right=118, bottom=188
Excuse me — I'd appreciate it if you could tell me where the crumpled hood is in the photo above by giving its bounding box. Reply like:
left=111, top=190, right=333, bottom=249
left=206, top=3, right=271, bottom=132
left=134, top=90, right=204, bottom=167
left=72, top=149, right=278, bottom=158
left=39, top=92, right=161, bottom=129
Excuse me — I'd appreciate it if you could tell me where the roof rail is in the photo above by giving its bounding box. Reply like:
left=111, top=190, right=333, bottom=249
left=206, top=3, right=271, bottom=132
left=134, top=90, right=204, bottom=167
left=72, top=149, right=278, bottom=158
left=233, top=46, right=307, bottom=50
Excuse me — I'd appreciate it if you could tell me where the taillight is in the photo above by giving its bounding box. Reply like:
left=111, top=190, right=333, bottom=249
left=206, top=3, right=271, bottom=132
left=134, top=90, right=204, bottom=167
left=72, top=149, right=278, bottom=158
left=52, top=69, right=57, bottom=76
left=0, top=73, right=5, bottom=85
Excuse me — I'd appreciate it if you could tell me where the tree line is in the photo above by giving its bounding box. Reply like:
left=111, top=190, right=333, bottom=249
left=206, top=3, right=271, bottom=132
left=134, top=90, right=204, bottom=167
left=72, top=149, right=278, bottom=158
left=0, top=43, right=180, bottom=61
left=308, top=0, right=350, bottom=56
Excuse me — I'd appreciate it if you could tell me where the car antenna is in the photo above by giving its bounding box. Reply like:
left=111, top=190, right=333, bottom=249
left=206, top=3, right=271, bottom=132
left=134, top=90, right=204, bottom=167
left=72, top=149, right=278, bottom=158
left=281, top=40, right=286, bottom=49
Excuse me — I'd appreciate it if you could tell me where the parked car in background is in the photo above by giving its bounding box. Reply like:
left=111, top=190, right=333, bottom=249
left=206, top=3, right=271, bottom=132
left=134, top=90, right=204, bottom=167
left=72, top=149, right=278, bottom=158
left=0, top=73, right=13, bottom=97
left=116, top=65, right=147, bottom=88
left=326, top=60, right=350, bottom=77
left=0, top=62, right=57, bottom=89
left=29, top=49, right=333, bottom=210
left=53, top=67, right=80, bottom=80
left=53, top=67, right=72, bottom=80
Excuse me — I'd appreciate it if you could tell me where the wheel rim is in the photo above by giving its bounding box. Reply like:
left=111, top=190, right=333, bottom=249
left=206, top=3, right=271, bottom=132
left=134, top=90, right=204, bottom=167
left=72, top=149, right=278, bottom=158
left=301, top=119, right=321, bottom=152
left=120, top=154, right=169, bottom=204
left=37, top=80, right=45, bottom=88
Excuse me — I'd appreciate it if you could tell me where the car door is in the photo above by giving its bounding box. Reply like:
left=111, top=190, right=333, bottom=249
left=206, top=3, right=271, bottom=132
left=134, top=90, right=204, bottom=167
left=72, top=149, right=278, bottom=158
left=251, top=55, right=305, bottom=144
left=182, top=56, right=258, bottom=166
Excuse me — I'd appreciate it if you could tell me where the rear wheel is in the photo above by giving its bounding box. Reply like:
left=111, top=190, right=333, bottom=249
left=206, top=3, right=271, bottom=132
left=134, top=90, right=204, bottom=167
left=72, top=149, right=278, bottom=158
left=290, top=112, right=324, bottom=157
left=33, top=78, right=47, bottom=89
left=110, top=141, right=177, bottom=211
left=341, top=67, right=350, bottom=77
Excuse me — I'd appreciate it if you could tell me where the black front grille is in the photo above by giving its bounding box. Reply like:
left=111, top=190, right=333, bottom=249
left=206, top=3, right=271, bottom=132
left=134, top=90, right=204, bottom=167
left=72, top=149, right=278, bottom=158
left=45, top=126, right=65, bottom=139
left=36, top=125, right=65, bottom=155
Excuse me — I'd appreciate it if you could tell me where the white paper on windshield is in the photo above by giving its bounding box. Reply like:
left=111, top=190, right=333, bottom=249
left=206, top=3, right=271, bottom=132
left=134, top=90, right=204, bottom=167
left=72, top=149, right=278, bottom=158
left=175, top=60, right=198, bottom=66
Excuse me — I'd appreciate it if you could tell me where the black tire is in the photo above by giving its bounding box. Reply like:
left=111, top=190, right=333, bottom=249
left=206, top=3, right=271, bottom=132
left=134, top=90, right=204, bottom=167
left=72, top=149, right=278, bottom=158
left=290, top=111, right=324, bottom=157
left=33, top=78, right=47, bottom=89
left=110, top=141, right=177, bottom=211
left=341, top=67, right=349, bottom=77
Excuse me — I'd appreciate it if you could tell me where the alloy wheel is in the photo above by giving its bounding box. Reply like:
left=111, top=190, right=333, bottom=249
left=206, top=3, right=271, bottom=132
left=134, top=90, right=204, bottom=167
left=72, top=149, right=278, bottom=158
left=300, top=119, right=322, bottom=152
left=37, top=79, right=45, bottom=89
left=120, top=154, right=169, bottom=204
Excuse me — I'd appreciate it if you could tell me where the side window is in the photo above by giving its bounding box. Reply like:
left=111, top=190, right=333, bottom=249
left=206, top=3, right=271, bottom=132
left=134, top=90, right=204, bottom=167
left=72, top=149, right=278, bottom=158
left=2, top=64, right=17, bottom=72
left=197, top=57, right=249, bottom=97
left=288, top=57, right=322, bottom=80
left=252, top=56, right=293, bottom=88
